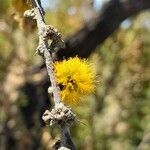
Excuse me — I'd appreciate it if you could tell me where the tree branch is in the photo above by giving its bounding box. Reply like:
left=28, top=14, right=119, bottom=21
left=33, top=0, right=61, bottom=105
left=57, top=0, right=150, bottom=59
left=26, top=0, right=76, bottom=149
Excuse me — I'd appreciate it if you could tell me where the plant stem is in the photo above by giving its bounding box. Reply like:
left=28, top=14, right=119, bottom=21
left=33, top=0, right=61, bottom=105
left=31, top=0, right=76, bottom=149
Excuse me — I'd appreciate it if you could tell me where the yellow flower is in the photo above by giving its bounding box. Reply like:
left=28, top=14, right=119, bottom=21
left=54, top=57, right=95, bottom=105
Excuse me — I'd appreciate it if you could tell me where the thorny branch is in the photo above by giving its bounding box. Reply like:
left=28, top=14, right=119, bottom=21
left=25, top=0, right=76, bottom=149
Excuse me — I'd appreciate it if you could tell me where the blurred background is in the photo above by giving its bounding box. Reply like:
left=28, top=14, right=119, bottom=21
left=0, top=0, right=150, bottom=150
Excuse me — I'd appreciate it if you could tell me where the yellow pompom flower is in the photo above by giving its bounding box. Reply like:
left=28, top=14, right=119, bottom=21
left=54, top=57, right=95, bottom=105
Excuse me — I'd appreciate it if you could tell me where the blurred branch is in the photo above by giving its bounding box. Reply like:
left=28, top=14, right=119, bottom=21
left=57, top=0, right=150, bottom=59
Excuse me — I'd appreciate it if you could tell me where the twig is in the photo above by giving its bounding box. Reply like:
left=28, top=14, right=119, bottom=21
left=33, top=0, right=61, bottom=105
left=25, top=0, right=76, bottom=149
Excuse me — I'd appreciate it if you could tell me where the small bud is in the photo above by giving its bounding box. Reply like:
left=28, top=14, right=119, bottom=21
left=24, top=9, right=36, bottom=19
left=48, top=86, right=54, bottom=94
